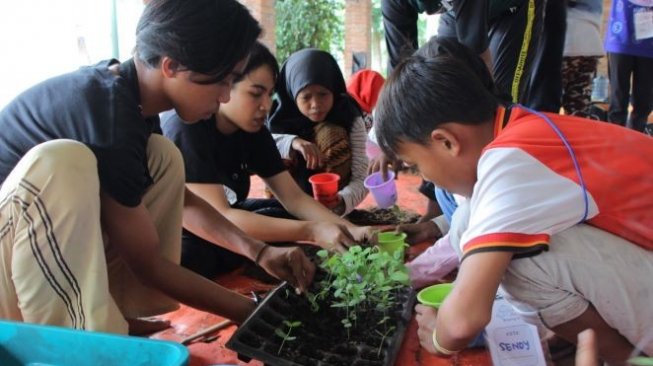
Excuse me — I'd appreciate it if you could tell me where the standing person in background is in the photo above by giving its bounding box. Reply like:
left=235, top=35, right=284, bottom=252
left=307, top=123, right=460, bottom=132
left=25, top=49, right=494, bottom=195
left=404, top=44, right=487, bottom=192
left=0, top=0, right=314, bottom=335
left=381, top=0, right=444, bottom=74
left=561, top=0, right=605, bottom=118
left=268, top=49, right=368, bottom=216
left=382, top=0, right=545, bottom=105
left=521, top=0, right=567, bottom=113
left=605, top=0, right=653, bottom=133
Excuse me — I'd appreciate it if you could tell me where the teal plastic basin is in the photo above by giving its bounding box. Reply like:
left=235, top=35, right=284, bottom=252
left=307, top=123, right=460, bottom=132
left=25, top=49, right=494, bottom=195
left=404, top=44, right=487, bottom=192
left=0, top=320, right=188, bottom=366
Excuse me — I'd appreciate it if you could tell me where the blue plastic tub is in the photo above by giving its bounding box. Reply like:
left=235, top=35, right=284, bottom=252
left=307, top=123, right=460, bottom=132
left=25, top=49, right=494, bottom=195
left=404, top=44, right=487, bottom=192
left=0, top=320, right=189, bottom=366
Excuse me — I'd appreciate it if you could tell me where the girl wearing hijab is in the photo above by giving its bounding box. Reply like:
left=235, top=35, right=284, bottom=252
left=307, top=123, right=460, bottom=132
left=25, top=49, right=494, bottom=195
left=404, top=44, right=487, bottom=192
left=268, top=49, right=368, bottom=216
left=162, top=43, right=374, bottom=278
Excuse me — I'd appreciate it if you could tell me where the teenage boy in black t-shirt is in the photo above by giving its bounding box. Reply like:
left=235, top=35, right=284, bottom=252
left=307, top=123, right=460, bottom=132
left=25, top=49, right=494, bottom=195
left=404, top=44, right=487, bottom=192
left=162, top=42, right=375, bottom=279
left=0, top=0, right=315, bottom=335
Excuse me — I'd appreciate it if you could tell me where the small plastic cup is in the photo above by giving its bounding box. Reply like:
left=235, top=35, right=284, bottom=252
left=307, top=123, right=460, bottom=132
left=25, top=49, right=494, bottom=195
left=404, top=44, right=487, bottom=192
left=309, top=173, right=340, bottom=208
left=364, top=171, right=397, bottom=209
left=417, top=283, right=454, bottom=309
left=377, top=231, right=407, bottom=255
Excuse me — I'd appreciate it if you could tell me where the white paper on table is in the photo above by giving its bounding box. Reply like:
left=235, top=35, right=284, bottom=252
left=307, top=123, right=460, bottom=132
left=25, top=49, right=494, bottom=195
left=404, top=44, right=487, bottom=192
left=634, top=9, right=653, bottom=40
left=485, top=290, right=546, bottom=366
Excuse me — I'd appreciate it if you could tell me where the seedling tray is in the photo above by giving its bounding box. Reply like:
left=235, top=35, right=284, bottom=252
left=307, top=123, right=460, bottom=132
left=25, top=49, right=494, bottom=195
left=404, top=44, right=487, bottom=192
left=227, top=277, right=415, bottom=366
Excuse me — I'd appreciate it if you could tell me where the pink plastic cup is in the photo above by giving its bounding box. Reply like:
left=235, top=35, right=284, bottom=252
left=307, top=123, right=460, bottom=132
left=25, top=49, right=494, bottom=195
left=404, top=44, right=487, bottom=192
left=309, top=173, right=340, bottom=208
left=364, top=171, right=397, bottom=209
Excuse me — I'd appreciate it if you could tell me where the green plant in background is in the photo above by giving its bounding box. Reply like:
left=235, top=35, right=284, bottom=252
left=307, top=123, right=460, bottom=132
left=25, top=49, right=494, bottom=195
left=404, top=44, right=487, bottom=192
left=275, top=320, right=302, bottom=355
left=315, top=245, right=409, bottom=339
left=275, top=0, right=344, bottom=63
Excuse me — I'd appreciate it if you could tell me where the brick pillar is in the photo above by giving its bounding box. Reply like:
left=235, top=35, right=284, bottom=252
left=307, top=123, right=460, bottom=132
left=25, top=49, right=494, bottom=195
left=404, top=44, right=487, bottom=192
left=239, top=0, right=276, bottom=55
left=344, top=0, right=372, bottom=76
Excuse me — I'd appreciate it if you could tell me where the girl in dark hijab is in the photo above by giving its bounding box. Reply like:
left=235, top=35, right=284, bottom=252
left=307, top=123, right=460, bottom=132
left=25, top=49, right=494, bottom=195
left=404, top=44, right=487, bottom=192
left=268, top=49, right=368, bottom=215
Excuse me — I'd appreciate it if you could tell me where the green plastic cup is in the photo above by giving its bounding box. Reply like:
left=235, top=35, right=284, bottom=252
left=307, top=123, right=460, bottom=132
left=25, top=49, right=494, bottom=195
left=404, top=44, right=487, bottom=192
left=417, top=283, right=454, bottom=309
left=376, top=232, right=407, bottom=255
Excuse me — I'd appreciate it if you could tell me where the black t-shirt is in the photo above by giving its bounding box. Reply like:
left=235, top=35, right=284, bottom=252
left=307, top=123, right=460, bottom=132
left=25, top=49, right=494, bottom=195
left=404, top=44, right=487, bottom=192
left=0, top=59, right=157, bottom=207
left=160, top=111, right=286, bottom=204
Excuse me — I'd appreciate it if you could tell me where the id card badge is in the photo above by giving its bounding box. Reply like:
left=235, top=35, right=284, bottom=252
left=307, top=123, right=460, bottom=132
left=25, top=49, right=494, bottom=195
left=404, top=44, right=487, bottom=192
left=485, top=290, right=547, bottom=366
left=634, top=9, right=653, bottom=40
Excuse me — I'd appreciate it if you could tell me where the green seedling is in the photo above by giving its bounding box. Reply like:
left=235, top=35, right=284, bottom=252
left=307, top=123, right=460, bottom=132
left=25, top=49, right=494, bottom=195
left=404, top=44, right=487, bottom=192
left=375, top=325, right=396, bottom=357
left=275, top=320, right=302, bottom=355
left=315, top=245, right=409, bottom=339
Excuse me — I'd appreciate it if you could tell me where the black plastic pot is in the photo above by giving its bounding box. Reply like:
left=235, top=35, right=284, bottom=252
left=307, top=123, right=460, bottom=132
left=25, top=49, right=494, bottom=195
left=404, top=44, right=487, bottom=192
left=226, top=280, right=415, bottom=366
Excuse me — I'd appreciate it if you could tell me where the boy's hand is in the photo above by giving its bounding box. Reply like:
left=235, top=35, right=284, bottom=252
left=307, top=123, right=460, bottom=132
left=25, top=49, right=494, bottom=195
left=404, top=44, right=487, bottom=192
left=396, top=221, right=442, bottom=245
left=415, top=304, right=439, bottom=354
left=257, top=246, right=315, bottom=294
left=308, top=222, right=357, bottom=253
left=346, top=225, right=378, bottom=245
left=291, top=137, right=323, bottom=170
left=575, top=329, right=598, bottom=366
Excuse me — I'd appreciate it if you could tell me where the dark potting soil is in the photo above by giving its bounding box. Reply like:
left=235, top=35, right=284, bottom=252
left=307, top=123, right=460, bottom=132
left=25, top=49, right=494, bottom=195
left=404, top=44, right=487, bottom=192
left=226, top=275, right=415, bottom=366
left=345, top=207, right=421, bottom=226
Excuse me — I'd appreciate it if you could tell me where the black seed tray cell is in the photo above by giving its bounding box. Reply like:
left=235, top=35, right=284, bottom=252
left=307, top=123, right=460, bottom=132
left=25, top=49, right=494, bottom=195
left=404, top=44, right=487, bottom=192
left=226, top=281, right=415, bottom=366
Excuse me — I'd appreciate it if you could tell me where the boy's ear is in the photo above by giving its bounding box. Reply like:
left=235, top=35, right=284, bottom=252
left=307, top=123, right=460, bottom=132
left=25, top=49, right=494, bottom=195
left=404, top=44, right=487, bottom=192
left=430, top=127, right=461, bottom=157
left=160, top=56, right=181, bottom=78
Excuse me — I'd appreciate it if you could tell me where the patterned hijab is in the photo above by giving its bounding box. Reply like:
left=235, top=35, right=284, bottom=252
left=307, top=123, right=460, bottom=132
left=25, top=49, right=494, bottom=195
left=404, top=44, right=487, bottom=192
left=267, top=48, right=361, bottom=141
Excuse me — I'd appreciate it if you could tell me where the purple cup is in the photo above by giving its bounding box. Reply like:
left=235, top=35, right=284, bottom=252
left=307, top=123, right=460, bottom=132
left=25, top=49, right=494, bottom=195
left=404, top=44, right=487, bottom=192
left=363, top=171, right=398, bottom=209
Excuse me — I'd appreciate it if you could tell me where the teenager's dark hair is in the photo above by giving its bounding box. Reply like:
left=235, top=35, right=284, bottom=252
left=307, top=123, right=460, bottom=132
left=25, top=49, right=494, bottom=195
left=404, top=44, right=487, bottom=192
left=235, top=41, right=279, bottom=83
left=135, top=0, right=261, bottom=82
left=375, top=55, right=498, bottom=160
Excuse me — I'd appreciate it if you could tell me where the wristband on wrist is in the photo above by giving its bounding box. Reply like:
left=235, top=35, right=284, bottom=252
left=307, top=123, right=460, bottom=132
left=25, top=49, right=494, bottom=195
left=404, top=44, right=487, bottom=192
left=254, top=245, right=270, bottom=266
left=432, top=328, right=459, bottom=356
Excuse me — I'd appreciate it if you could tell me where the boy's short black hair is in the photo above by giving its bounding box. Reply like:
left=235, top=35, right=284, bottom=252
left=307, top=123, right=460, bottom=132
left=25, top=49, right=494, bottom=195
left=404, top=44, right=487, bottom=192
left=415, top=37, right=501, bottom=99
left=375, top=55, right=498, bottom=160
left=135, top=0, right=261, bottom=82
left=235, top=41, right=279, bottom=84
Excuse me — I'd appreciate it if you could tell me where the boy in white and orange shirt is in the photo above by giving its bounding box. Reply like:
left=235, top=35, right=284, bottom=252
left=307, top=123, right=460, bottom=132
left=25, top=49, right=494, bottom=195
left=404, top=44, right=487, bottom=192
left=375, top=54, right=653, bottom=363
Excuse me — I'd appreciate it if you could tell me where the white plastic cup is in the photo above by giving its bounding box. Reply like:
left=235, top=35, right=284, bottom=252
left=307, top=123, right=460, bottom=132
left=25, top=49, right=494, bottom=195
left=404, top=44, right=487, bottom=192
left=363, top=171, right=398, bottom=209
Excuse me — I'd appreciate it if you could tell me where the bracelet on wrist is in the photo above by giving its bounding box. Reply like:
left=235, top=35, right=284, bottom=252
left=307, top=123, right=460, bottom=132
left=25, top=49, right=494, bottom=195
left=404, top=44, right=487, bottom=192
left=432, top=328, right=460, bottom=356
left=254, top=245, right=270, bottom=266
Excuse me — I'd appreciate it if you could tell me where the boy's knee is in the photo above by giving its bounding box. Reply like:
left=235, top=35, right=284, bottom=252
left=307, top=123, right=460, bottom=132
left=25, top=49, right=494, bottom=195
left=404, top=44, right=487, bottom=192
left=6, top=140, right=98, bottom=192
left=28, top=139, right=96, bottom=170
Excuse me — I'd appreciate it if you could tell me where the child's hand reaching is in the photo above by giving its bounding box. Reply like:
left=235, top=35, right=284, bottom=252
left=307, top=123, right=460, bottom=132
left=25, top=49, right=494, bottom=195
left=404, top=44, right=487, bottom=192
left=308, top=221, right=357, bottom=253
left=396, top=221, right=442, bottom=245
left=291, top=137, right=324, bottom=170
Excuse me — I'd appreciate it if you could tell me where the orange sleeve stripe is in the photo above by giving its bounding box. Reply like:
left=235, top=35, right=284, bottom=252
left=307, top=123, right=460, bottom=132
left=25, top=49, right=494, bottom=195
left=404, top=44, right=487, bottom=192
left=463, top=233, right=550, bottom=253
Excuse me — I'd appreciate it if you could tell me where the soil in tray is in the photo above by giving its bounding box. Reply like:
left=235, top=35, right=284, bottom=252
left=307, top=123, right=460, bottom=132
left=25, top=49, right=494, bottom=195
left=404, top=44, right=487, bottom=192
left=345, top=207, right=421, bottom=226
left=227, top=273, right=415, bottom=366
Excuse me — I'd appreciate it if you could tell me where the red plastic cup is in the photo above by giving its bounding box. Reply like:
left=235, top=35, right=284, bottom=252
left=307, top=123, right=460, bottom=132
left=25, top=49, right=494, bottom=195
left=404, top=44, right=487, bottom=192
left=308, top=173, right=340, bottom=208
